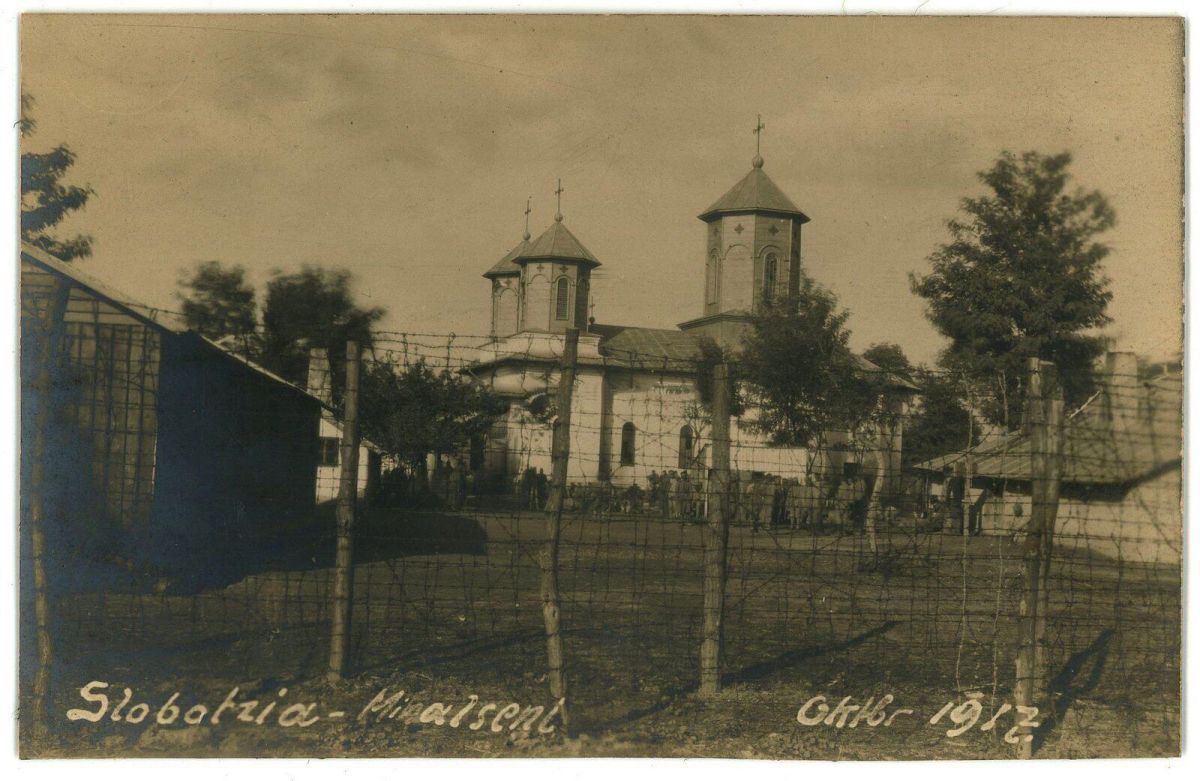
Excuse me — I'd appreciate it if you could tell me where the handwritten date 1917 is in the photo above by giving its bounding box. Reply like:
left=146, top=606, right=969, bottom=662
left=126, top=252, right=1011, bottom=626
left=796, top=694, right=1040, bottom=743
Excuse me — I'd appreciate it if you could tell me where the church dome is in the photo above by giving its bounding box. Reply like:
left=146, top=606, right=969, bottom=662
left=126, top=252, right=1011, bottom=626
left=698, top=163, right=810, bottom=224
left=482, top=238, right=529, bottom=278
left=515, top=220, right=601, bottom=267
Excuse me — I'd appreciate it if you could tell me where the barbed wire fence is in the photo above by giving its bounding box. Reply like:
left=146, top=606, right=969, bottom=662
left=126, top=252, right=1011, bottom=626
left=20, top=312, right=1181, bottom=757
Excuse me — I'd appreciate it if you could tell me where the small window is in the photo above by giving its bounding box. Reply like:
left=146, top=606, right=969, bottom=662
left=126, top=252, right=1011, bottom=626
left=555, top=277, right=571, bottom=321
left=319, top=437, right=340, bottom=467
left=620, top=422, right=637, bottom=466
left=706, top=251, right=720, bottom=305
left=763, top=253, right=778, bottom=301
left=678, top=425, right=694, bottom=469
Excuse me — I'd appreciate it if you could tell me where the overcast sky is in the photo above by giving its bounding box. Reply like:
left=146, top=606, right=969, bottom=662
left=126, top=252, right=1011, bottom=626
left=20, top=14, right=1183, bottom=365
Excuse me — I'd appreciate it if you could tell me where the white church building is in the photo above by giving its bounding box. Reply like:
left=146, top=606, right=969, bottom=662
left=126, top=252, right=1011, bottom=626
left=465, top=148, right=914, bottom=490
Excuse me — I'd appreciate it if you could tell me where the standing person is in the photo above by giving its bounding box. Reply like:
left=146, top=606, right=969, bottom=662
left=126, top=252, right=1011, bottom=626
left=535, top=468, right=549, bottom=511
left=729, top=472, right=743, bottom=526
left=519, top=467, right=534, bottom=510
left=455, top=461, right=468, bottom=509
left=648, top=470, right=660, bottom=511
left=746, top=477, right=760, bottom=532
left=445, top=459, right=459, bottom=509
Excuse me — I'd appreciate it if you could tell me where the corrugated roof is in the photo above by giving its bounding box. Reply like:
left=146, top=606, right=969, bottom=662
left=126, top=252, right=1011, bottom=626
left=516, top=220, right=600, bottom=265
left=482, top=239, right=528, bottom=278
left=913, top=371, right=1182, bottom=485
left=699, top=165, right=810, bottom=223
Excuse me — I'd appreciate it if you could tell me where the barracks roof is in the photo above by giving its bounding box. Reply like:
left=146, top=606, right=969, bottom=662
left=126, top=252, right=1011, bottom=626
left=913, top=372, right=1182, bottom=486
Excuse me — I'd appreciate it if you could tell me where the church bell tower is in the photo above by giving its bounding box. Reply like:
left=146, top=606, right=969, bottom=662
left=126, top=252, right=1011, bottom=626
left=679, top=118, right=810, bottom=348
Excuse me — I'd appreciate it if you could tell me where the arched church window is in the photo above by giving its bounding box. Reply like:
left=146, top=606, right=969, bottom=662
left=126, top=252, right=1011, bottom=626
left=678, top=425, right=694, bottom=469
left=706, top=251, right=720, bottom=306
left=620, top=422, right=637, bottom=466
left=555, top=277, right=571, bottom=321
left=763, top=253, right=778, bottom=302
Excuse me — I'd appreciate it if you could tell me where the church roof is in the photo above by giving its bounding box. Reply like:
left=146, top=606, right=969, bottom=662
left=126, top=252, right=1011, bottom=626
left=593, top=324, right=702, bottom=367
left=698, top=164, right=810, bottom=223
left=516, top=219, right=601, bottom=266
left=482, top=239, right=529, bottom=278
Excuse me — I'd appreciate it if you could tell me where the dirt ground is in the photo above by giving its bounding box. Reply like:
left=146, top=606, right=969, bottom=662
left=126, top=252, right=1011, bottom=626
left=25, top=504, right=1182, bottom=759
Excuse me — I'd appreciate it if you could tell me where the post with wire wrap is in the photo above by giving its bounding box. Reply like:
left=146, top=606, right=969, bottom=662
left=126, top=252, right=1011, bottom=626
left=700, top=362, right=732, bottom=698
left=328, top=339, right=362, bottom=682
left=541, top=326, right=579, bottom=734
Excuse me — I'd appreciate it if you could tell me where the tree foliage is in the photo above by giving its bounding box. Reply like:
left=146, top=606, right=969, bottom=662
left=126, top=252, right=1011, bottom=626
left=902, top=365, right=978, bottom=468
left=20, top=93, right=95, bottom=261
left=910, top=150, right=1114, bottom=427
left=862, top=343, right=913, bottom=378
left=359, top=360, right=505, bottom=470
left=693, top=336, right=745, bottom=417
left=738, top=276, right=880, bottom=448
left=259, top=266, right=385, bottom=400
left=177, top=261, right=258, bottom=343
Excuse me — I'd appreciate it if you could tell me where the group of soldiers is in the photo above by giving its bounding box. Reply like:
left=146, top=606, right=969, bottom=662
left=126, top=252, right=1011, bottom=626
left=516, top=467, right=550, bottom=511
left=536, top=467, right=880, bottom=534
left=564, top=471, right=707, bottom=520
left=726, top=473, right=871, bottom=532
left=647, top=470, right=707, bottom=520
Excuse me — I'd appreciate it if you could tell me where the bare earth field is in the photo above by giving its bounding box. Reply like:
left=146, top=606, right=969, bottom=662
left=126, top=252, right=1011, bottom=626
left=27, top=505, right=1181, bottom=759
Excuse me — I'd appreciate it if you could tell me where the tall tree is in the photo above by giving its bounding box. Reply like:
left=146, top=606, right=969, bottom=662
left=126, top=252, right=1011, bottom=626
left=177, top=261, right=258, bottom=345
left=260, top=266, right=384, bottom=401
left=738, top=276, right=880, bottom=452
left=20, top=93, right=95, bottom=261
left=910, top=150, right=1114, bottom=427
left=359, top=359, right=505, bottom=476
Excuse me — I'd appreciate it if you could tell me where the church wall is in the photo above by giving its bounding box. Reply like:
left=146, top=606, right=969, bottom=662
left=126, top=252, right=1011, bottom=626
left=728, top=417, right=809, bottom=481
left=704, top=214, right=804, bottom=316
left=752, top=214, right=794, bottom=309
left=491, top=277, right=519, bottom=337
left=567, top=368, right=605, bottom=482
left=518, top=261, right=589, bottom=334
left=522, top=268, right=552, bottom=332
left=721, top=242, right=754, bottom=312
left=704, top=221, right=724, bottom=317
left=497, top=365, right=606, bottom=486
left=503, top=403, right=553, bottom=480
left=606, top=373, right=706, bottom=486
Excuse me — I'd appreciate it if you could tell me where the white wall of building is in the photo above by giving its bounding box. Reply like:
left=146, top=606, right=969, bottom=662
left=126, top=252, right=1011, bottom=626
left=315, top=415, right=375, bottom=503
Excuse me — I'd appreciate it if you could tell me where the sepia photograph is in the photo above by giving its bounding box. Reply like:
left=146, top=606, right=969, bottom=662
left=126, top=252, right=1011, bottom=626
left=12, top=9, right=1186, bottom=762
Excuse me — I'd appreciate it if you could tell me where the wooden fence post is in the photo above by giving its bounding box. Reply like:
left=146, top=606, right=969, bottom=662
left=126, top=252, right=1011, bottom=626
left=541, top=326, right=578, bottom=734
left=1014, top=358, right=1064, bottom=757
left=328, top=339, right=362, bottom=682
left=699, top=363, right=732, bottom=698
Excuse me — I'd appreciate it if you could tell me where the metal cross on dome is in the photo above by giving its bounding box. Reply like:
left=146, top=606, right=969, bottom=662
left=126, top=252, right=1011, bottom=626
left=753, top=115, right=765, bottom=155
left=554, top=179, right=565, bottom=221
